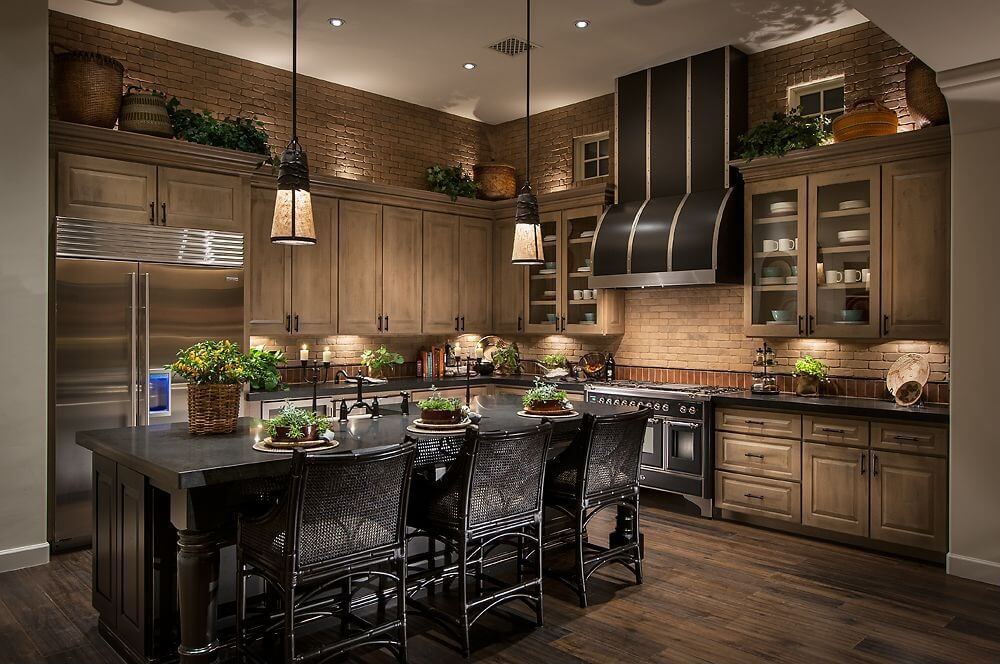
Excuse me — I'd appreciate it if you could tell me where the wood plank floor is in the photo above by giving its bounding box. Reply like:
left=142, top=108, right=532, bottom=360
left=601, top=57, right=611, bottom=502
left=2, top=494, right=999, bottom=663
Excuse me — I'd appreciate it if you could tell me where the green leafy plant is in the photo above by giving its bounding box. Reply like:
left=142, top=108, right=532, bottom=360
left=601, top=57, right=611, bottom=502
left=522, top=378, right=569, bottom=408
left=491, top=341, right=520, bottom=375
left=360, top=345, right=404, bottom=376
left=540, top=353, right=568, bottom=369
left=166, top=340, right=248, bottom=385
left=416, top=386, right=463, bottom=412
left=793, top=355, right=828, bottom=379
left=737, top=108, right=831, bottom=161
left=166, top=97, right=272, bottom=156
left=244, top=348, right=286, bottom=392
left=265, top=402, right=330, bottom=440
left=426, top=164, right=480, bottom=201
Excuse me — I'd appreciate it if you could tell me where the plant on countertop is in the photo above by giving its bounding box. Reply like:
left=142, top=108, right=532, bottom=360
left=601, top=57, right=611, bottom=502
left=491, top=341, right=521, bottom=375
left=244, top=347, right=286, bottom=392
left=265, top=402, right=330, bottom=441
left=166, top=97, right=272, bottom=157
left=166, top=340, right=248, bottom=384
left=793, top=355, right=828, bottom=379
left=426, top=164, right=480, bottom=201
left=416, top=386, right=463, bottom=412
left=360, top=345, right=405, bottom=377
left=522, top=378, right=569, bottom=408
left=540, top=353, right=568, bottom=369
left=737, top=108, right=831, bottom=161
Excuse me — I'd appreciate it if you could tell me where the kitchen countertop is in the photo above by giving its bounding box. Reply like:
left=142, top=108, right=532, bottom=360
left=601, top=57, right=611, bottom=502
left=713, top=391, right=949, bottom=424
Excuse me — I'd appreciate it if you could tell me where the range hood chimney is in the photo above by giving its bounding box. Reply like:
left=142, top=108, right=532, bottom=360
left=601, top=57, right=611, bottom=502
left=590, top=46, right=747, bottom=288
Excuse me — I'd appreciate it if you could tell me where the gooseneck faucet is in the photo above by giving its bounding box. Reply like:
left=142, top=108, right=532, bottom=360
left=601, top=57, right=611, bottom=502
left=334, top=369, right=374, bottom=420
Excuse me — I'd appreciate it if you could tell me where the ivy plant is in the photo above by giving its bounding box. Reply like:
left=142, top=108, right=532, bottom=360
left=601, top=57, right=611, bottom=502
left=426, top=164, right=480, bottom=201
left=737, top=108, right=831, bottom=161
left=166, top=97, right=272, bottom=156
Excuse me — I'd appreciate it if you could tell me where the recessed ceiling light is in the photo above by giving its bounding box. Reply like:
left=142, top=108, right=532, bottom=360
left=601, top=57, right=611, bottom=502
left=463, top=62, right=477, bottom=70
left=574, top=19, right=591, bottom=29
left=327, top=17, right=345, bottom=27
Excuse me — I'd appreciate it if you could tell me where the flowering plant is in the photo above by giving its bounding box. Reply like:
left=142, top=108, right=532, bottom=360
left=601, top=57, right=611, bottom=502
left=166, top=340, right=248, bottom=385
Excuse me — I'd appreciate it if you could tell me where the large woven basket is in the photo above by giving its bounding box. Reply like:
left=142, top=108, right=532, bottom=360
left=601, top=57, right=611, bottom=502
left=832, top=98, right=899, bottom=142
left=473, top=163, right=517, bottom=200
left=905, top=58, right=949, bottom=127
left=52, top=48, right=124, bottom=128
left=120, top=87, right=173, bottom=138
left=187, top=383, right=241, bottom=435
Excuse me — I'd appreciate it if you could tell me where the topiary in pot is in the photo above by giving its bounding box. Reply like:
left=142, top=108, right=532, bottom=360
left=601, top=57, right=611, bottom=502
left=793, top=355, right=828, bottom=397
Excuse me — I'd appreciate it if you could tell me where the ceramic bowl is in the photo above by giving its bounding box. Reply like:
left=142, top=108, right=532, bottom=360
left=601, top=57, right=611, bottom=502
left=762, top=266, right=783, bottom=278
left=771, top=309, right=795, bottom=322
left=841, top=309, right=865, bottom=322
left=583, top=312, right=596, bottom=321
left=545, top=313, right=557, bottom=323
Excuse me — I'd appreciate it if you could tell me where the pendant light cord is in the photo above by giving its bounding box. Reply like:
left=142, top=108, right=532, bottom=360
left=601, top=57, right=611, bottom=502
left=291, top=0, right=298, bottom=143
left=525, top=0, right=530, bottom=186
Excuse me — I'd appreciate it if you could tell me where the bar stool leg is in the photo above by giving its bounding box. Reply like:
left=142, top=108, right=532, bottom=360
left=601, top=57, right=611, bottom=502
left=534, top=520, right=544, bottom=627
left=235, top=558, right=246, bottom=664
left=283, top=584, right=296, bottom=664
left=459, top=537, right=471, bottom=657
left=576, top=509, right=588, bottom=609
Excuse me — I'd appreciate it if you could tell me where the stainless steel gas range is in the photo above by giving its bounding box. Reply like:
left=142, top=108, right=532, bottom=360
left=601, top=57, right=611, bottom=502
left=585, top=382, right=741, bottom=517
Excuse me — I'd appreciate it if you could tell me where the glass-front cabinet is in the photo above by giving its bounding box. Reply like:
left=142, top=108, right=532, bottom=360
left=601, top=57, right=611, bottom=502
left=561, top=205, right=603, bottom=334
left=524, top=211, right=563, bottom=333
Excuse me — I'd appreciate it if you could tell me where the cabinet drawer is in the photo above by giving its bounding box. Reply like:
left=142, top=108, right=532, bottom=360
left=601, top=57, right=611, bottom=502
left=803, top=415, right=869, bottom=447
left=871, top=422, right=947, bottom=457
left=715, top=408, right=801, bottom=439
left=715, top=471, right=801, bottom=523
left=715, top=431, right=801, bottom=481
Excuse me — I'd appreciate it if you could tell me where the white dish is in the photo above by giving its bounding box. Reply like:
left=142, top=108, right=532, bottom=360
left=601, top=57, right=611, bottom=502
left=538, top=268, right=556, bottom=275
left=517, top=410, right=580, bottom=419
left=759, top=277, right=787, bottom=285
left=579, top=230, right=595, bottom=238
left=770, top=201, right=797, bottom=214
left=832, top=320, right=866, bottom=325
left=838, top=199, right=868, bottom=210
left=543, top=235, right=557, bottom=242
left=577, top=266, right=591, bottom=273
left=837, top=230, right=871, bottom=243
left=410, top=417, right=473, bottom=430
left=886, top=353, right=931, bottom=395
left=785, top=276, right=798, bottom=284
left=543, top=290, right=556, bottom=297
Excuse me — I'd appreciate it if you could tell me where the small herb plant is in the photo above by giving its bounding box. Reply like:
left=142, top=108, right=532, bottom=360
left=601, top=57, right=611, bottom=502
left=360, top=345, right=404, bottom=376
left=265, top=403, right=329, bottom=440
left=737, top=108, right=831, bottom=161
left=491, top=341, right=520, bottom=375
left=416, top=386, right=463, bottom=412
left=426, top=164, right=480, bottom=201
left=793, top=355, right=828, bottom=379
left=166, top=97, right=272, bottom=156
left=541, top=353, right=568, bottom=369
left=166, top=340, right=247, bottom=385
left=522, top=378, right=569, bottom=408
left=244, top=348, right=286, bottom=392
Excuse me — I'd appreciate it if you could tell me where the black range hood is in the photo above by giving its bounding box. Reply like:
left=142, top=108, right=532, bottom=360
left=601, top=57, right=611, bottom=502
left=590, top=46, right=747, bottom=288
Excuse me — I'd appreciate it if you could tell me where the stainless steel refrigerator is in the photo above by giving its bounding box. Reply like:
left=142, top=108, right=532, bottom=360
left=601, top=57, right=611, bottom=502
left=53, top=217, right=245, bottom=550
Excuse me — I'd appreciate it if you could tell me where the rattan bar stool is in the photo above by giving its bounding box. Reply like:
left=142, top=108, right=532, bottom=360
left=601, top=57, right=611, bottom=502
left=406, top=423, right=552, bottom=657
left=235, top=443, right=417, bottom=664
left=543, top=409, right=651, bottom=608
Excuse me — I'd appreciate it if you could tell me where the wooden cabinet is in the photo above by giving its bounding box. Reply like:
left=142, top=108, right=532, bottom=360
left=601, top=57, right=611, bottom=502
left=870, top=451, right=947, bottom=552
left=715, top=407, right=801, bottom=438
left=381, top=206, right=423, bottom=335
left=715, top=430, right=801, bottom=481
left=715, top=471, right=801, bottom=523
left=459, top=217, right=493, bottom=333
left=802, top=442, right=869, bottom=536
left=422, top=211, right=461, bottom=334
left=871, top=421, right=947, bottom=457
left=881, top=157, right=950, bottom=339
left=157, top=167, right=245, bottom=232
left=524, top=211, right=562, bottom=333
left=58, top=153, right=156, bottom=225
left=802, top=414, right=869, bottom=447
left=338, top=201, right=383, bottom=335
left=492, top=218, right=525, bottom=334
left=248, top=187, right=291, bottom=334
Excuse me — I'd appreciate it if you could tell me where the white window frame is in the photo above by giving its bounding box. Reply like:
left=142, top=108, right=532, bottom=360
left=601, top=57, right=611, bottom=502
left=573, top=131, right=610, bottom=182
left=788, top=75, right=845, bottom=122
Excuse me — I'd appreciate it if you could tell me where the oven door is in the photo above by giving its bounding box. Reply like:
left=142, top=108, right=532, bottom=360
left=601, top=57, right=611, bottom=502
left=665, top=420, right=703, bottom=476
left=641, top=416, right=665, bottom=468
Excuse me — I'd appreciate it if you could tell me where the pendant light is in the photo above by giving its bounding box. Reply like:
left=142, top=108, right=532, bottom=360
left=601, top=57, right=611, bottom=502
left=510, top=0, right=544, bottom=265
left=271, top=0, right=316, bottom=245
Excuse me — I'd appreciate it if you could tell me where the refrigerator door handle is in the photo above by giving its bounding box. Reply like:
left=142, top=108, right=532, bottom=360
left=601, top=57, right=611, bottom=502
left=139, top=272, right=151, bottom=425
left=129, top=272, right=138, bottom=426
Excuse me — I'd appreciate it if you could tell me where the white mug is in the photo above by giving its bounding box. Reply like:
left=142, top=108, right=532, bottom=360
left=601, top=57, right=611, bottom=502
left=573, top=289, right=584, bottom=300
left=762, top=239, right=779, bottom=252
left=861, top=268, right=871, bottom=283
left=825, top=270, right=844, bottom=284
left=778, top=238, right=797, bottom=252
left=584, top=289, right=596, bottom=299
left=844, top=269, right=862, bottom=283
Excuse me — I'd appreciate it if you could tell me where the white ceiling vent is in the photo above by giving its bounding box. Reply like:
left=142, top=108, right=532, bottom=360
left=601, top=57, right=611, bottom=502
left=487, top=36, right=536, bottom=57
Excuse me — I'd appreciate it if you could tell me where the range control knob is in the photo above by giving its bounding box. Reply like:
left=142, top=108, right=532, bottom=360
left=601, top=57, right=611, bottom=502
left=629, top=400, right=637, bottom=407
left=680, top=405, right=688, bottom=414
left=653, top=403, right=661, bottom=410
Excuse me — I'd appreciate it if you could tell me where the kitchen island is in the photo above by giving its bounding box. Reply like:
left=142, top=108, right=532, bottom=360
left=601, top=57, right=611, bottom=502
left=76, top=394, right=630, bottom=664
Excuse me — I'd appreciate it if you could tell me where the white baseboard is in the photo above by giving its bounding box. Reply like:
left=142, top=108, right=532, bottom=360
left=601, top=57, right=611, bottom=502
left=947, top=553, right=1000, bottom=586
left=0, top=542, right=49, bottom=573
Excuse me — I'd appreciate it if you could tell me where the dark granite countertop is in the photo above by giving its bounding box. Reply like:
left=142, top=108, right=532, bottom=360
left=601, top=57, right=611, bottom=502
left=712, top=391, right=949, bottom=424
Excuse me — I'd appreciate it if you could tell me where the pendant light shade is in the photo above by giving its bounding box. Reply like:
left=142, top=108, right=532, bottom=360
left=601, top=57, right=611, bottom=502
left=510, top=0, right=544, bottom=265
left=271, top=0, right=316, bottom=246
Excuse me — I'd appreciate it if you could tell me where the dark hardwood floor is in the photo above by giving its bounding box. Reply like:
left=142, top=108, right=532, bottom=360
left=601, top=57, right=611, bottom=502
left=3, top=495, right=999, bottom=663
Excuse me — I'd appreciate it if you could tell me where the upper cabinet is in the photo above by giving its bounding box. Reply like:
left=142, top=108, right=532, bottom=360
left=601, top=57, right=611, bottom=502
left=381, top=206, right=424, bottom=335
left=422, top=211, right=461, bottom=334
left=156, top=167, right=245, bottom=233
left=459, top=217, right=493, bottom=333
left=338, top=200, right=383, bottom=335
left=492, top=217, right=525, bottom=334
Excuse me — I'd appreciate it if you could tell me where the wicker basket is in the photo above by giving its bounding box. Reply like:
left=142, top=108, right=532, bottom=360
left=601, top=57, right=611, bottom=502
left=905, top=58, right=949, bottom=127
left=52, top=48, right=124, bottom=128
left=473, top=163, right=517, bottom=201
left=832, top=98, right=899, bottom=142
left=187, top=383, right=242, bottom=435
left=120, top=87, right=173, bottom=138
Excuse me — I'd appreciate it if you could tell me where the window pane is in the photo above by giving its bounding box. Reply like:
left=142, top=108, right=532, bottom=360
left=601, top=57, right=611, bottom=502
left=598, top=158, right=609, bottom=176
left=584, top=141, right=598, bottom=160
left=598, top=139, right=609, bottom=157
left=825, top=110, right=843, bottom=122
left=584, top=161, right=598, bottom=179
left=799, top=92, right=821, bottom=116
left=823, top=86, right=845, bottom=112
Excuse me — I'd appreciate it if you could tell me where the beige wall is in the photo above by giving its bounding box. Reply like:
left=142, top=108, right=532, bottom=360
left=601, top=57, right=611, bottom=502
left=0, top=2, right=49, bottom=570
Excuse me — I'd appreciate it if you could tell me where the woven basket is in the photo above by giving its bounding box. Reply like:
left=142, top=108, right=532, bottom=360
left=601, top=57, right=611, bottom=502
left=52, top=48, right=124, bottom=128
left=473, top=163, right=517, bottom=200
left=832, top=98, right=899, bottom=142
left=905, top=58, right=949, bottom=127
left=187, top=383, right=241, bottom=435
left=120, top=87, right=173, bottom=138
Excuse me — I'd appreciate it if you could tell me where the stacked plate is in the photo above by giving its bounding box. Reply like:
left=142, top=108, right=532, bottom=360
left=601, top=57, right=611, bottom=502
left=543, top=234, right=557, bottom=242
left=759, top=277, right=787, bottom=285
left=580, top=230, right=595, bottom=238
left=838, top=199, right=868, bottom=210
left=770, top=201, right=797, bottom=215
left=837, top=229, right=870, bottom=244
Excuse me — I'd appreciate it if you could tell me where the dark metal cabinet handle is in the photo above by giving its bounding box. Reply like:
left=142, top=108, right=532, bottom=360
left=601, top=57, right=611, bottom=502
left=149, top=202, right=156, bottom=225
left=872, top=453, right=880, bottom=476
left=808, top=314, right=815, bottom=335
left=455, top=316, right=460, bottom=332
left=293, top=314, right=299, bottom=333
left=744, top=452, right=765, bottom=460
left=385, top=315, right=389, bottom=332
left=744, top=493, right=765, bottom=501
left=460, top=316, right=465, bottom=331
left=860, top=451, right=866, bottom=475
left=883, top=314, right=890, bottom=336
left=821, top=427, right=847, bottom=434
left=798, top=315, right=804, bottom=335
left=744, top=419, right=766, bottom=426
left=561, top=316, right=566, bottom=331
left=555, top=317, right=560, bottom=331
left=285, top=314, right=291, bottom=333
left=161, top=202, right=167, bottom=225
left=517, top=315, right=522, bottom=332
left=893, top=434, right=923, bottom=442
left=378, top=315, right=383, bottom=332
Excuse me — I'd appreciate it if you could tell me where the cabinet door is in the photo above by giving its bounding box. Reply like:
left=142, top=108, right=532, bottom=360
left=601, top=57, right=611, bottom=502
left=561, top=206, right=608, bottom=334
left=338, top=201, right=382, bottom=334
left=290, top=195, right=337, bottom=335
left=115, top=465, right=147, bottom=655
left=157, top=167, right=245, bottom=232
left=802, top=442, right=869, bottom=536
left=745, top=176, right=808, bottom=337
left=871, top=451, right=947, bottom=552
left=58, top=153, right=156, bottom=225
left=382, top=206, right=423, bottom=335
left=492, top=218, right=525, bottom=334
left=524, top=211, right=562, bottom=333
left=422, top=211, right=460, bottom=334
left=807, top=166, right=881, bottom=338
left=459, top=216, right=492, bottom=333
left=248, top=188, right=291, bottom=335
left=881, top=157, right=950, bottom=339
left=91, top=455, right=117, bottom=626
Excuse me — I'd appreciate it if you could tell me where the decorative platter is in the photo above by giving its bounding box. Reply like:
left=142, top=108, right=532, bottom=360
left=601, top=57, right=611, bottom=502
left=517, top=408, right=579, bottom=419
left=253, top=438, right=339, bottom=453
left=886, top=353, right=930, bottom=395
left=411, top=417, right=473, bottom=430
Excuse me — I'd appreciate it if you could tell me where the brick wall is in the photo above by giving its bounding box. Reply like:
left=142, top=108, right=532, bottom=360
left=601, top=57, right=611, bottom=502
left=49, top=11, right=489, bottom=191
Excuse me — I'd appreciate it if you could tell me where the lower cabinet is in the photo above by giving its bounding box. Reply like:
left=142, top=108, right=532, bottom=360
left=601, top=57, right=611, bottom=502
left=715, top=471, right=801, bottom=523
left=870, top=451, right=947, bottom=552
left=802, top=442, right=868, bottom=537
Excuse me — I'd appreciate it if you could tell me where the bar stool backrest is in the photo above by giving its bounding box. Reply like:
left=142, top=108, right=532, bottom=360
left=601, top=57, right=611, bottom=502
left=580, top=409, right=651, bottom=498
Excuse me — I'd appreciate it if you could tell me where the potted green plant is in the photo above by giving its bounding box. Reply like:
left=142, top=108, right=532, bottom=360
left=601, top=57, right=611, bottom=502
left=166, top=97, right=273, bottom=157
left=793, top=356, right=828, bottom=397
left=491, top=341, right=521, bottom=375
left=737, top=108, right=832, bottom=161
left=244, top=347, right=286, bottom=392
left=166, top=340, right=248, bottom=434
left=426, top=164, right=480, bottom=201
left=360, top=345, right=404, bottom=379
left=416, top=387, right=464, bottom=424
left=265, top=403, right=330, bottom=445
left=522, top=378, right=570, bottom=414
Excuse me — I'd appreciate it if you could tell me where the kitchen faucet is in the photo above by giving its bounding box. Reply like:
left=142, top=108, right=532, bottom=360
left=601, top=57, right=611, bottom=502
left=334, top=369, right=375, bottom=420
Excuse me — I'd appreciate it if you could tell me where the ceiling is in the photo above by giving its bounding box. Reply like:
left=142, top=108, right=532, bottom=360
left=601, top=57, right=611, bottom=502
left=50, top=0, right=867, bottom=124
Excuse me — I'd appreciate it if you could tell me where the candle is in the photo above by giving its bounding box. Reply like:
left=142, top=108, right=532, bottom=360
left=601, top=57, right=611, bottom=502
left=322, top=348, right=332, bottom=363
left=300, top=345, right=309, bottom=362
left=476, top=346, right=484, bottom=359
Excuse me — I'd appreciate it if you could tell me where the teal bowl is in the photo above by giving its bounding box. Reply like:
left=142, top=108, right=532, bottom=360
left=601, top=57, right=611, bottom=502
left=771, top=309, right=795, bottom=322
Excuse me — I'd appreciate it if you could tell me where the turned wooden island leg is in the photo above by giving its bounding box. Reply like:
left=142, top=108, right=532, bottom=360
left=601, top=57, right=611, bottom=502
left=176, top=529, right=223, bottom=663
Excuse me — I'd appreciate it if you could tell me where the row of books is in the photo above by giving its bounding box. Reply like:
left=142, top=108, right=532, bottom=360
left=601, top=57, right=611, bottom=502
left=417, top=347, right=447, bottom=379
